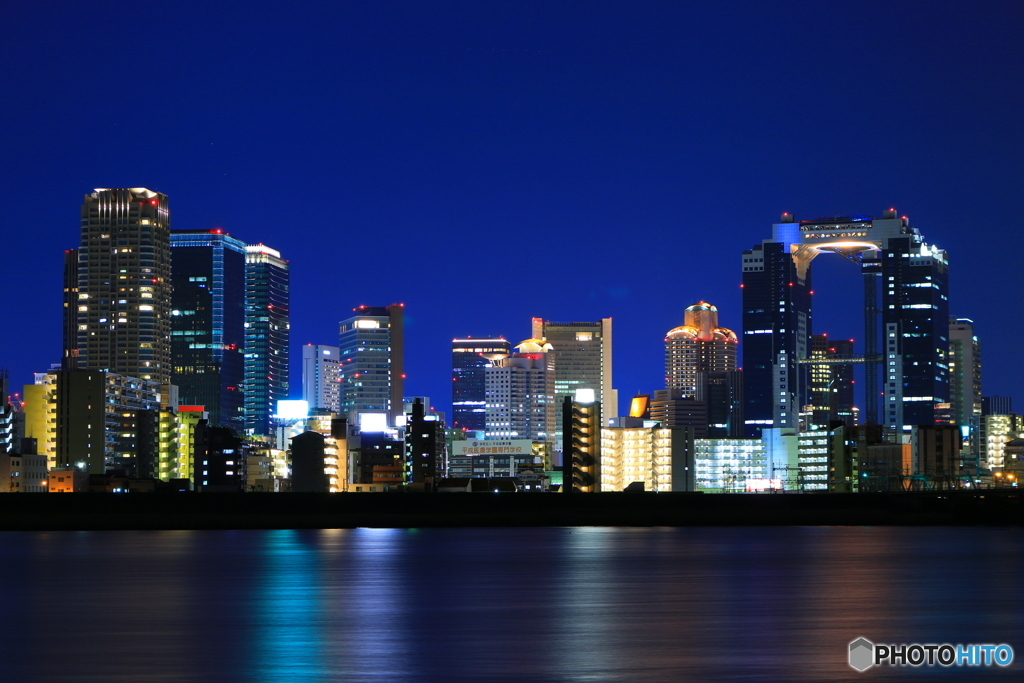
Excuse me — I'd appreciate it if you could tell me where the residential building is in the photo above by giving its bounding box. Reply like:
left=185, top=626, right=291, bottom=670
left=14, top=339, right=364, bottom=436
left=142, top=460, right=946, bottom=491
left=71, top=188, right=172, bottom=386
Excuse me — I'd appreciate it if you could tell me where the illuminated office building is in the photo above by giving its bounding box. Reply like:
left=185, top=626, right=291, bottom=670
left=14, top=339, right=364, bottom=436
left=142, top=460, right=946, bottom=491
left=71, top=188, right=172, bottom=386
left=806, top=334, right=855, bottom=429
left=948, top=318, right=982, bottom=463
left=302, top=344, right=341, bottom=414
left=452, top=337, right=510, bottom=434
left=170, top=229, right=247, bottom=432
left=742, top=209, right=949, bottom=436
left=665, top=302, right=737, bottom=398
left=245, top=244, right=290, bottom=435
left=531, top=318, right=616, bottom=420
left=338, top=304, right=404, bottom=425
left=484, top=340, right=556, bottom=443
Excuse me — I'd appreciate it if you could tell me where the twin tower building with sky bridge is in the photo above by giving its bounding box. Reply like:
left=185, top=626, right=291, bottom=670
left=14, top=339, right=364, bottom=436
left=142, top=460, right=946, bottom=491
left=742, top=208, right=951, bottom=437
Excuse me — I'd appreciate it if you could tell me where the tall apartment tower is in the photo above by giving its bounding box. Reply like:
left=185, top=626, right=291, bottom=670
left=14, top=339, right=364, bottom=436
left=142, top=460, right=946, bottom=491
left=665, top=302, right=737, bottom=398
left=245, top=244, right=290, bottom=435
left=170, top=229, right=247, bottom=432
left=742, top=209, right=948, bottom=437
left=531, top=318, right=615, bottom=420
left=484, top=339, right=556, bottom=442
left=338, top=304, right=404, bottom=425
left=72, top=188, right=172, bottom=385
left=452, top=337, right=511, bottom=434
left=302, top=344, right=341, bottom=414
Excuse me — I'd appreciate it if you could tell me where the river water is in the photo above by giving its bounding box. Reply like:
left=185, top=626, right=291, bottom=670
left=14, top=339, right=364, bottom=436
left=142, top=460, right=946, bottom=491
left=0, top=527, right=1020, bottom=681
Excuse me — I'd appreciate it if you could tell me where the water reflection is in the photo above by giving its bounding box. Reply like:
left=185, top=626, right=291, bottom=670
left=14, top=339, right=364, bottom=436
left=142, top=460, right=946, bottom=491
left=0, top=527, right=1020, bottom=681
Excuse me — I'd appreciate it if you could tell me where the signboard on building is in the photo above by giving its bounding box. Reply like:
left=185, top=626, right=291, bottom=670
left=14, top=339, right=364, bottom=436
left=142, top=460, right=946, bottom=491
left=453, top=439, right=534, bottom=457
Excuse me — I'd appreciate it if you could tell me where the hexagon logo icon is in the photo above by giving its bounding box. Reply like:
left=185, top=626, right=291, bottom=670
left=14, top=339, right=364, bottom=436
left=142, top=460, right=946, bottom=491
left=849, top=637, right=875, bottom=671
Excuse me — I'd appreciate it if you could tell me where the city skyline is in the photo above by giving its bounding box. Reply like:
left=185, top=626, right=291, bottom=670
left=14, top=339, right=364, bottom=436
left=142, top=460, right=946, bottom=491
left=3, top=2, right=1023, bottom=418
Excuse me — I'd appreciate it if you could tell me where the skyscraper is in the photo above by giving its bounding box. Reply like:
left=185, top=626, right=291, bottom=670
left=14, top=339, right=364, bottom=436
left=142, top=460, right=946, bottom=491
left=302, top=344, right=341, bottom=414
left=338, top=304, right=404, bottom=424
left=170, top=229, right=247, bottom=432
left=806, top=334, right=856, bottom=428
left=72, top=188, right=172, bottom=385
left=531, top=318, right=615, bottom=419
left=451, top=336, right=510, bottom=434
left=665, top=301, right=737, bottom=398
left=948, top=317, right=982, bottom=463
left=742, top=209, right=948, bottom=436
left=245, top=244, right=290, bottom=435
left=484, top=339, right=556, bottom=442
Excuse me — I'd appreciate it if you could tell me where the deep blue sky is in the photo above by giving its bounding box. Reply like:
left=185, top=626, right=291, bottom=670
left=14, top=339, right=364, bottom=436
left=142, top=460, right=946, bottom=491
left=2, top=1, right=1023, bottom=416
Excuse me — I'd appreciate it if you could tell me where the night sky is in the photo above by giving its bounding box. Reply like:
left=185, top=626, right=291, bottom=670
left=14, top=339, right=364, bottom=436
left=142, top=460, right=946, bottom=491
left=3, top=1, right=1023, bottom=417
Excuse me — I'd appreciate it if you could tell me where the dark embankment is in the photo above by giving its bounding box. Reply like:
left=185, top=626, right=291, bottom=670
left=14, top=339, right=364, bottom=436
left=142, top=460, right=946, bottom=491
left=0, top=491, right=1020, bottom=530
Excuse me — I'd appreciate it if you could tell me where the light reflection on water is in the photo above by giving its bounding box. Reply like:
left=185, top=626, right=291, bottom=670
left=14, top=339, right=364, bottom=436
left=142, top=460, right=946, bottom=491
left=0, top=527, right=1020, bottom=682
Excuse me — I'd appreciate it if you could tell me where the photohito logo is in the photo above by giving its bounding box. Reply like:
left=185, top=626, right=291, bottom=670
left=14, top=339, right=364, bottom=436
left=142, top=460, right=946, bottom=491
left=849, top=638, right=1014, bottom=671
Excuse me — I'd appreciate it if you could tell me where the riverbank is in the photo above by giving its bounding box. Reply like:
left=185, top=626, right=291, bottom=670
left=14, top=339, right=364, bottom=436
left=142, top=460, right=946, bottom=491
left=0, top=490, right=1020, bottom=530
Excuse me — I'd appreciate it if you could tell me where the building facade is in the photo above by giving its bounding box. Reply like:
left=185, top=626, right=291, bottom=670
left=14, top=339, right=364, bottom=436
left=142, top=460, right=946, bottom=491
left=484, top=340, right=556, bottom=443
left=451, top=337, right=510, bottom=434
left=742, top=209, right=949, bottom=436
left=245, top=244, right=290, bottom=435
left=170, top=229, right=247, bottom=431
left=302, top=344, right=341, bottom=414
left=71, top=188, right=172, bottom=386
left=531, top=318, right=616, bottom=420
left=338, top=305, right=404, bottom=425
left=665, top=302, right=737, bottom=398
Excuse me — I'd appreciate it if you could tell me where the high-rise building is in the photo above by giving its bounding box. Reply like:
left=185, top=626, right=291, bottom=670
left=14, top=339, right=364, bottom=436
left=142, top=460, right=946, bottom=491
left=742, top=209, right=949, bottom=436
left=562, top=391, right=602, bottom=492
left=948, top=318, right=982, bottom=461
left=170, top=229, right=247, bottom=431
left=665, top=302, right=737, bottom=398
left=338, top=304, right=404, bottom=424
left=302, top=344, right=341, bottom=414
left=531, top=317, right=615, bottom=422
left=484, top=339, right=556, bottom=443
left=72, top=188, right=172, bottom=385
left=244, top=244, right=290, bottom=435
left=806, top=335, right=856, bottom=429
left=451, top=337, right=510, bottom=434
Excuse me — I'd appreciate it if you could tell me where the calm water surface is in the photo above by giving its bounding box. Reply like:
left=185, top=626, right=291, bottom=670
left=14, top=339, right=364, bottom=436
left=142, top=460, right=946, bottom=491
left=0, top=527, right=1020, bottom=682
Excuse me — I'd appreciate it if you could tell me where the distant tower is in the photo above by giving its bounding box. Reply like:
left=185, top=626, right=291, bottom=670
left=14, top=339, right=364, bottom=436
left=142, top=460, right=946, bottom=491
left=302, top=344, right=341, bottom=414
left=170, top=229, right=247, bottom=432
left=451, top=337, right=510, bottom=434
left=484, top=339, right=556, bottom=442
left=338, top=304, right=404, bottom=425
left=531, top=317, right=615, bottom=419
left=665, top=302, right=737, bottom=398
left=245, top=244, right=290, bottom=435
left=73, top=188, right=172, bottom=385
